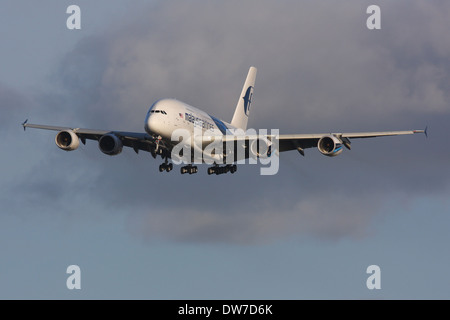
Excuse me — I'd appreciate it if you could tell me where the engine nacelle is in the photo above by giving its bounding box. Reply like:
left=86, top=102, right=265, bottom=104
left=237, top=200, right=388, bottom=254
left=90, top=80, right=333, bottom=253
left=98, top=134, right=123, bottom=156
left=55, top=130, right=79, bottom=151
left=318, top=135, right=343, bottom=157
left=250, top=137, right=273, bottom=158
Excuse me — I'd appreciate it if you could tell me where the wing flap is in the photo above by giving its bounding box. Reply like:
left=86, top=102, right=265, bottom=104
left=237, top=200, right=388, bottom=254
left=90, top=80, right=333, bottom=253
left=340, top=130, right=421, bottom=139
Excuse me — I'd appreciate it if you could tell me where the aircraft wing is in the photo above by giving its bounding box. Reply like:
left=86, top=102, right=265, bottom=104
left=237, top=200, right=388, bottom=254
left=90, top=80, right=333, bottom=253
left=277, top=129, right=426, bottom=152
left=22, top=121, right=159, bottom=154
left=218, top=128, right=426, bottom=156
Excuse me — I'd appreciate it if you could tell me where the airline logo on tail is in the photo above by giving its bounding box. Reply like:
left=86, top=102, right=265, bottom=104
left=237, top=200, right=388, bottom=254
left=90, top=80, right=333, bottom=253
left=243, top=86, right=254, bottom=116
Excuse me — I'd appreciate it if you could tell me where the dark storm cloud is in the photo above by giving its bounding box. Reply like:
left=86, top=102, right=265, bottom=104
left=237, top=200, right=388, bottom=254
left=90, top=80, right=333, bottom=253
left=14, top=0, right=450, bottom=243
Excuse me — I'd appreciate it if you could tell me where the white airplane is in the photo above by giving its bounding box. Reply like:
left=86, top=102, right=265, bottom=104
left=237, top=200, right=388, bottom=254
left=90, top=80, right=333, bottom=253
left=23, top=66, right=426, bottom=175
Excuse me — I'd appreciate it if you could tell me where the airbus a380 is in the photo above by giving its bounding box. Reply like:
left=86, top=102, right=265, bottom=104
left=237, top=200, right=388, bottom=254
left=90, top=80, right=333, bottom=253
left=23, top=66, right=426, bottom=175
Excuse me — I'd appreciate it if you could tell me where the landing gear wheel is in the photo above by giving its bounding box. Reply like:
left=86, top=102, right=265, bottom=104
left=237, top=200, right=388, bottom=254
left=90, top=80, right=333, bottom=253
left=159, top=162, right=173, bottom=173
left=181, top=165, right=198, bottom=174
left=207, top=165, right=237, bottom=175
left=189, top=166, right=198, bottom=174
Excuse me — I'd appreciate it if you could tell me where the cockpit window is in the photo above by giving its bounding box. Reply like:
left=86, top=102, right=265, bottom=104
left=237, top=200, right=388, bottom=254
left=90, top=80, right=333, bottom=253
left=150, top=110, right=167, bottom=115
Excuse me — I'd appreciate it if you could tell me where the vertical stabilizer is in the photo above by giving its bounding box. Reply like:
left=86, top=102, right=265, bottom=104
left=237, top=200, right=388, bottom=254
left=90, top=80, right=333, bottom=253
left=231, top=66, right=257, bottom=130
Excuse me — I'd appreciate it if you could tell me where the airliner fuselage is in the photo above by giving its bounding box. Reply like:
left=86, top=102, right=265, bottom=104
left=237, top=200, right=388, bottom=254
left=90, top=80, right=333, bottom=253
left=145, top=98, right=234, bottom=140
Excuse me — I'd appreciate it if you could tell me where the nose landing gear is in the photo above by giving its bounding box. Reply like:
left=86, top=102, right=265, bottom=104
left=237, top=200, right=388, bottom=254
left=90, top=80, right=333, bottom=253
left=159, top=162, right=173, bottom=172
left=159, top=154, right=173, bottom=173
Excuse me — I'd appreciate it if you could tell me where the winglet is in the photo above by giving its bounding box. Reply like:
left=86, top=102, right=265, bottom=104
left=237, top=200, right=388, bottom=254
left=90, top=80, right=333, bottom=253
left=22, top=119, right=28, bottom=131
left=413, top=126, right=428, bottom=138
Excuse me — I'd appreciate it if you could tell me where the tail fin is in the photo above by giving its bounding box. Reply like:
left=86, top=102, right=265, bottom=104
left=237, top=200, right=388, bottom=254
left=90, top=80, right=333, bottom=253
left=231, top=66, right=257, bottom=130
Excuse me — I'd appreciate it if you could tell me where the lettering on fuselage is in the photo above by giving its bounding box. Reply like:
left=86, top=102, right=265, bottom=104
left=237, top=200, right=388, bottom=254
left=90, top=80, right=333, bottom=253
left=184, top=112, right=214, bottom=131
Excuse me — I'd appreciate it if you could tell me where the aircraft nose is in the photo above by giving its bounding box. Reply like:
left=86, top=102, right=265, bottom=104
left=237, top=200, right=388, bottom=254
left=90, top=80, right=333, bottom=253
left=146, top=114, right=158, bottom=132
left=146, top=114, right=168, bottom=137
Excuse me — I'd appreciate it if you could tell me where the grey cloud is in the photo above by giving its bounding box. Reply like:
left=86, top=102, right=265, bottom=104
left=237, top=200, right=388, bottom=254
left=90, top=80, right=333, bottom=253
left=0, top=83, right=29, bottom=130
left=14, top=0, right=450, bottom=243
left=126, top=191, right=381, bottom=244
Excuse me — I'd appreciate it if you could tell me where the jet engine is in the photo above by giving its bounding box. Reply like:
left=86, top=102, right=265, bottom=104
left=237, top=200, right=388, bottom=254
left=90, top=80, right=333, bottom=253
left=55, top=130, right=80, bottom=151
left=250, top=137, right=272, bottom=158
left=98, top=134, right=123, bottom=155
left=317, top=135, right=343, bottom=157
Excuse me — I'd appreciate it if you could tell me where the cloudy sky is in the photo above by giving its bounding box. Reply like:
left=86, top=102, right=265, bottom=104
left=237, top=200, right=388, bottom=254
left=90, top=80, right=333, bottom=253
left=1, top=0, right=449, bottom=299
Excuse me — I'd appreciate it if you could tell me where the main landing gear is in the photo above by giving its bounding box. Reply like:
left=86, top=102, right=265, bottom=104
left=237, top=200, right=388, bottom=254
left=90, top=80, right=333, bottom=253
left=207, top=164, right=237, bottom=175
left=158, top=161, right=237, bottom=175
left=181, top=165, right=198, bottom=174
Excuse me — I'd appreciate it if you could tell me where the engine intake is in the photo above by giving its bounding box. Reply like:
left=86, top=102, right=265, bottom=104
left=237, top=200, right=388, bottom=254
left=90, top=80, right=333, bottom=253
left=318, top=135, right=343, bottom=157
left=99, top=134, right=123, bottom=155
left=55, top=130, right=79, bottom=151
